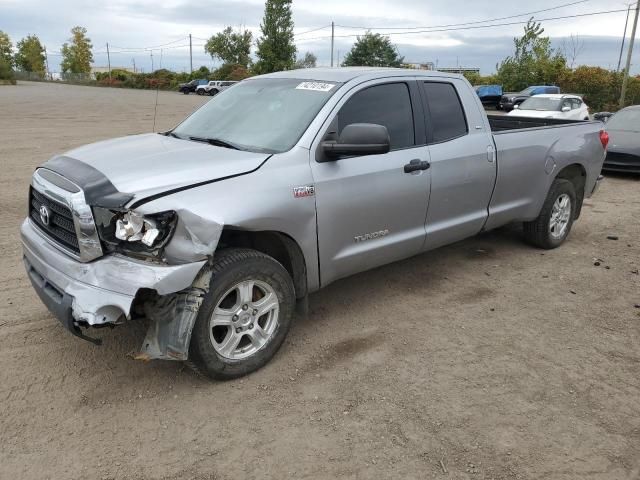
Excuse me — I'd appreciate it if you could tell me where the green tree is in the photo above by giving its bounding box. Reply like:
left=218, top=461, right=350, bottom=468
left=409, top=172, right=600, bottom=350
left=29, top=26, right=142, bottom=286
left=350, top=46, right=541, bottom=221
left=294, top=51, right=317, bottom=69
left=205, top=27, right=252, bottom=68
left=496, top=19, right=567, bottom=91
left=254, top=0, right=296, bottom=74
left=342, top=32, right=404, bottom=67
left=14, top=35, right=46, bottom=74
left=0, top=30, right=13, bottom=67
left=60, top=26, right=94, bottom=74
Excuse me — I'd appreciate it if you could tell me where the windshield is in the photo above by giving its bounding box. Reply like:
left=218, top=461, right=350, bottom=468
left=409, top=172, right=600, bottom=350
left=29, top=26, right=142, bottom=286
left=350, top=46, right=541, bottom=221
left=519, top=97, right=563, bottom=111
left=172, top=78, right=340, bottom=153
left=606, top=109, right=640, bottom=132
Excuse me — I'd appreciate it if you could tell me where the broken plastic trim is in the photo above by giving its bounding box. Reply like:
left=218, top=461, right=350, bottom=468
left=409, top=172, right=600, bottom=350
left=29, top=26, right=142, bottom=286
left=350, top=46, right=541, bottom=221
left=136, top=266, right=212, bottom=361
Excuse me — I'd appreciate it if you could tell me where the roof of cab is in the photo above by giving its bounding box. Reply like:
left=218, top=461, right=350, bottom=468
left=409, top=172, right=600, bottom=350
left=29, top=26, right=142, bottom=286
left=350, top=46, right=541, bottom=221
left=252, top=67, right=463, bottom=83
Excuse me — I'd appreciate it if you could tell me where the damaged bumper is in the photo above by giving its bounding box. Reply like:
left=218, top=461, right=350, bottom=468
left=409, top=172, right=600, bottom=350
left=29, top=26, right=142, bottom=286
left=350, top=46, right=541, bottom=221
left=21, top=218, right=206, bottom=352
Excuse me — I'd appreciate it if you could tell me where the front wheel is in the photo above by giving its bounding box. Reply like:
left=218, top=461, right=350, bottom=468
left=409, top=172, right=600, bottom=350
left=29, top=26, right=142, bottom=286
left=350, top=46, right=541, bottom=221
left=189, top=248, right=295, bottom=380
left=196, top=89, right=204, bottom=96
left=523, top=178, right=576, bottom=249
left=209, top=89, right=219, bottom=96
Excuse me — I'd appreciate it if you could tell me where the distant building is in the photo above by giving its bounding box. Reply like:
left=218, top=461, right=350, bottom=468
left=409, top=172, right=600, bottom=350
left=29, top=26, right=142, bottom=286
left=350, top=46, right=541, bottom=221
left=436, top=67, right=480, bottom=75
left=404, top=62, right=435, bottom=71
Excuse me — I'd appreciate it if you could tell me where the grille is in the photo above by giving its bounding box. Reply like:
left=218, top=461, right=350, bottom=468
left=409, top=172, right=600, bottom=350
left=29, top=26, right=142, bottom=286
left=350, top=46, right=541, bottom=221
left=29, top=187, right=80, bottom=254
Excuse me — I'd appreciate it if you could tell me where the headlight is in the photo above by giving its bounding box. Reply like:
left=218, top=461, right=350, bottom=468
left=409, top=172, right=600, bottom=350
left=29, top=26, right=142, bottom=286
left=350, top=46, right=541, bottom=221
left=93, top=208, right=177, bottom=257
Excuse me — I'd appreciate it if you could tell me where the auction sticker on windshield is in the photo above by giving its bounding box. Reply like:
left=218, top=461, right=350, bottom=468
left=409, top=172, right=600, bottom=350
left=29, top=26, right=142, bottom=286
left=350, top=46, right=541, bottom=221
left=296, top=82, right=335, bottom=92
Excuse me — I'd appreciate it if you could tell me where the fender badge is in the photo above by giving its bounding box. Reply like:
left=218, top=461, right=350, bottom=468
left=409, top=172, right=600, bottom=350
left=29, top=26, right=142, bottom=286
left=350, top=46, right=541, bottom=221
left=293, top=185, right=315, bottom=198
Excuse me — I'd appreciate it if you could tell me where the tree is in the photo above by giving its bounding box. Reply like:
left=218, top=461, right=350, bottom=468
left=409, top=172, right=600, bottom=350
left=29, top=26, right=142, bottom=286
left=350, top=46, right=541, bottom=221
left=561, top=34, right=584, bottom=69
left=60, top=26, right=93, bottom=74
left=496, top=19, right=567, bottom=91
left=14, top=35, right=46, bottom=74
left=342, top=32, right=404, bottom=67
left=254, top=0, right=296, bottom=74
left=294, top=51, right=317, bottom=69
left=0, top=31, right=13, bottom=67
left=205, top=27, right=252, bottom=68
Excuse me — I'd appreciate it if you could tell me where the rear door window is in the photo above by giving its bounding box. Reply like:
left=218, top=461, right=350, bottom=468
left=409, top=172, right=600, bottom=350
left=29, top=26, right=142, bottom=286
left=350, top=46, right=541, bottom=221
left=422, top=82, right=468, bottom=143
left=338, top=82, right=415, bottom=150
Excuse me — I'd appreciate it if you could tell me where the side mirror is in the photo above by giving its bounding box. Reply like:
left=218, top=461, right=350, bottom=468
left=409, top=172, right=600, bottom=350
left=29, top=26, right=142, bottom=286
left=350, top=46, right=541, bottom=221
left=562, top=106, right=571, bottom=112
left=321, top=123, right=390, bottom=160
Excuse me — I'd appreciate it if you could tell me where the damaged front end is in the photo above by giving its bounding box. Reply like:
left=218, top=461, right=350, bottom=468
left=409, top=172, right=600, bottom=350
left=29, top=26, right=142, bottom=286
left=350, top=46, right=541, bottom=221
left=21, top=196, right=225, bottom=361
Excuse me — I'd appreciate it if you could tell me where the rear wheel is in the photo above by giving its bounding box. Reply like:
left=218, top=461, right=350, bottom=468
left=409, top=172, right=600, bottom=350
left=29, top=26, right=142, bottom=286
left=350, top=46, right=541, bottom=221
left=189, top=248, right=295, bottom=380
left=523, top=178, right=576, bottom=249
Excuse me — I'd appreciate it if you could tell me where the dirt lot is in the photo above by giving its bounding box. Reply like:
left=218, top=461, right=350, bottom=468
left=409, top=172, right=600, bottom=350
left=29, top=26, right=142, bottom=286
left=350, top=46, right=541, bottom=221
left=1, top=81, right=639, bottom=480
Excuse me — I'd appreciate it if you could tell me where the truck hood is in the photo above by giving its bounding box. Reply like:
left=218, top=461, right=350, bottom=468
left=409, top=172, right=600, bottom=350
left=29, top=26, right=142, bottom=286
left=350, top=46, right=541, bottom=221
left=606, top=129, right=640, bottom=155
left=55, top=133, right=271, bottom=202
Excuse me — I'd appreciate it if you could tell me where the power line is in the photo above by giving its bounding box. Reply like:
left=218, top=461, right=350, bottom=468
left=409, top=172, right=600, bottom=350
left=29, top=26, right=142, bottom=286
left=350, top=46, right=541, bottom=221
left=295, top=8, right=634, bottom=42
left=335, top=0, right=595, bottom=30
left=294, top=25, right=331, bottom=36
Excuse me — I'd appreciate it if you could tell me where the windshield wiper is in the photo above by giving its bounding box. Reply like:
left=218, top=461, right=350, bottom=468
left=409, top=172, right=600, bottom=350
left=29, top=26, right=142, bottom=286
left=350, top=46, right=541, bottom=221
left=165, top=131, right=182, bottom=139
left=189, top=136, right=242, bottom=150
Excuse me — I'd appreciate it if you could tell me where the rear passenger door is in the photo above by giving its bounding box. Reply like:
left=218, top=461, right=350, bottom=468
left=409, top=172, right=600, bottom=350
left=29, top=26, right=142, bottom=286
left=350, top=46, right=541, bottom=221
left=420, top=79, right=497, bottom=250
left=311, top=80, right=431, bottom=286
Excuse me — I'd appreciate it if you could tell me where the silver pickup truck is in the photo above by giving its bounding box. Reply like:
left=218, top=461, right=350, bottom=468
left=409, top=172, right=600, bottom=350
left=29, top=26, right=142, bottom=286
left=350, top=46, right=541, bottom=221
left=21, top=68, right=608, bottom=379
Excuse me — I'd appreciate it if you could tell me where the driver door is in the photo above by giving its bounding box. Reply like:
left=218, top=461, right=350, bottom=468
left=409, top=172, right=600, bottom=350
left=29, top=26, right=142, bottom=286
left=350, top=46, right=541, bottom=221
left=310, top=80, right=431, bottom=286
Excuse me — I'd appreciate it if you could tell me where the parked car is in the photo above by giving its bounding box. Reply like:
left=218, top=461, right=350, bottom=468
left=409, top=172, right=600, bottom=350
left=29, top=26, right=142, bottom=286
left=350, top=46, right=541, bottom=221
left=499, top=85, right=561, bottom=111
left=195, top=80, right=238, bottom=96
left=178, top=79, right=207, bottom=94
left=475, top=84, right=503, bottom=109
left=602, top=105, right=640, bottom=174
left=507, top=94, right=590, bottom=121
left=22, top=68, right=608, bottom=379
left=594, top=111, right=614, bottom=122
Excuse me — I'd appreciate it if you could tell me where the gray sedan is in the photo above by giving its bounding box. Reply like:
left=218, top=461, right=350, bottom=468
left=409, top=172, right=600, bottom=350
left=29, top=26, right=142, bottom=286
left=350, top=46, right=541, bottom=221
left=603, top=105, right=640, bottom=174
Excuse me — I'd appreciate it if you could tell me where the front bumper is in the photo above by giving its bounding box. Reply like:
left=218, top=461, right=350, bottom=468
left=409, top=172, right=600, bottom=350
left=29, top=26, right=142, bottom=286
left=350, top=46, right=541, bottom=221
left=602, top=151, right=640, bottom=174
left=21, top=218, right=206, bottom=335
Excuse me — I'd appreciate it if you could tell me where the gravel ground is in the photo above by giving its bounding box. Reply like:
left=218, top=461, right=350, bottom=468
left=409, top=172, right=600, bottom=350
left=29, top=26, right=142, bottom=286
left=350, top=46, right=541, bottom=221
left=1, top=81, right=639, bottom=480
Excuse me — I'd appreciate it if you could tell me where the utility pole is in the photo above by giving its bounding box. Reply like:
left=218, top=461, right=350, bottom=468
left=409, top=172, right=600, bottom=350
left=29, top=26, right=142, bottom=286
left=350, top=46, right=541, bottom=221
left=620, top=0, right=639, bottom=108
left=330, top=21, right=334, bottom=67
left=150, top=50, right=154, bottom=72
left=189, top=33, right=193, bottom=73
left=132, top=58, right=136, bottom=73
left=44, top=47, right=50, bottom=80
left=106, top=42, right=112, bottom=81
left=160, top=48, right=163, bottom=69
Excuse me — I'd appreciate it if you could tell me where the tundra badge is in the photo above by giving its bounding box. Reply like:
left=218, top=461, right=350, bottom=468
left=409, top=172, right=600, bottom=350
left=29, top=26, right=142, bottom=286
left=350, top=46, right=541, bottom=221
left=354, top=229, right=389, bottom=243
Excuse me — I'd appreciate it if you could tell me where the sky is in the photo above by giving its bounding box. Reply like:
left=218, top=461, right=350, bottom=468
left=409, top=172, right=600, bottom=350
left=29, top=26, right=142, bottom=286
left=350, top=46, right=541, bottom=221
left=1, top=0, right=638, bottom=74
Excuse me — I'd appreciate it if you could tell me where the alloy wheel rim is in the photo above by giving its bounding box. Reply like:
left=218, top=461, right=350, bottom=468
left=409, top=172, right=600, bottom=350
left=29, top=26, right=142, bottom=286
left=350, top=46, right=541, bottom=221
left=209, top=279, right=279, bottom=360
left=549, top=193, right=571, bottom=239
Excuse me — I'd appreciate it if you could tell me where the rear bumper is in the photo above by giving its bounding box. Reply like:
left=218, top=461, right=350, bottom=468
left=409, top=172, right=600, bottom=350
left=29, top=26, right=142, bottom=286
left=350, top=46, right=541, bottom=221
left=499, top=102, right=515, bottom=112
left=21, top=218, right=206, bottom=333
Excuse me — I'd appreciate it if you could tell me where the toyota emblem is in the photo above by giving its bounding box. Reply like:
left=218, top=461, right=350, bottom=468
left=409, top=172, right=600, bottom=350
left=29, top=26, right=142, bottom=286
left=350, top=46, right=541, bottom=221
left=39, top=205, right=51, bottom=226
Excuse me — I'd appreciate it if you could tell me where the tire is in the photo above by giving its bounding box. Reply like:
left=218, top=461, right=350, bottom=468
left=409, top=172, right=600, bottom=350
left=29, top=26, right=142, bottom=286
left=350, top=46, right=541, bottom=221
left=188, top=248, right=296, bottom=380
left=523, top=178, right=577, bottom=249
left=182, top=90, right=188, bottom=95
left=196, top=89, right=204, bottom=96
left=209, top=89, right=219, bottom=96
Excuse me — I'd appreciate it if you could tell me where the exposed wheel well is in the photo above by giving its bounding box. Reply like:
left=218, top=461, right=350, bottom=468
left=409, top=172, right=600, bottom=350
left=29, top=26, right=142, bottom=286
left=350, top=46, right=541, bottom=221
left=217, top=229, right=307, bottom=299
left=555, top=163, right=586, bottom=218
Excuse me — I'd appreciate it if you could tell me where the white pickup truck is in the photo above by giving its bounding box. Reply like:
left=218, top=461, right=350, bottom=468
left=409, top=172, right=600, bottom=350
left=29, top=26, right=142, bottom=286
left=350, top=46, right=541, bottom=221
left=195, top=80, right=238, bottom=96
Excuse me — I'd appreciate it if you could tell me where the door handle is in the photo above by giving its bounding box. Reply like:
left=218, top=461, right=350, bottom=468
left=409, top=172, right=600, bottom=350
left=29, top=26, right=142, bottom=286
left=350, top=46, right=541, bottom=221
left=404, top=159, right=430, bottom=173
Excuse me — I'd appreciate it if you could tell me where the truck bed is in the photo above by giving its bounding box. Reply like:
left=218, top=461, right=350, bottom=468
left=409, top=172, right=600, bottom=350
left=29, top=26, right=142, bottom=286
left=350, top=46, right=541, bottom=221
left=487, top=114, right=585, bottom=132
